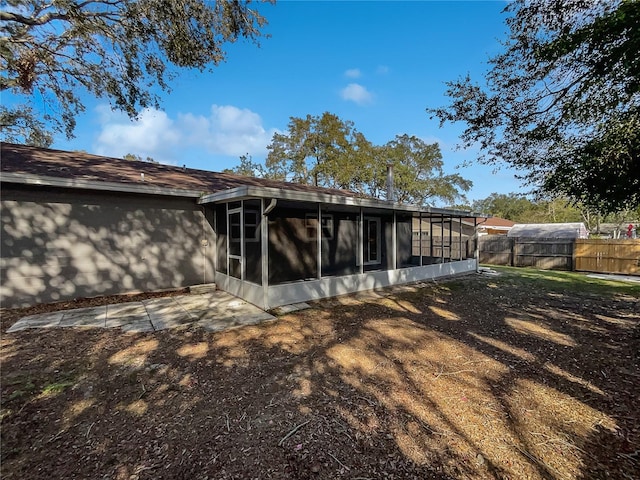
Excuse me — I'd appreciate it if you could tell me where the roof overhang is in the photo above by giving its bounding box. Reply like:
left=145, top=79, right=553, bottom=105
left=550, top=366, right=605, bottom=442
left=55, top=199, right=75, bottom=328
left=198, top=185, right=486, bottom=217
left=1, top=172, right=203, bottom=198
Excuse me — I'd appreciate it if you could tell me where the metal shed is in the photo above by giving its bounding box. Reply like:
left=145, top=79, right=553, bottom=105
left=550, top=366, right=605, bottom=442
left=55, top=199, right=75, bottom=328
left=507, top=223, right=589, bottom=239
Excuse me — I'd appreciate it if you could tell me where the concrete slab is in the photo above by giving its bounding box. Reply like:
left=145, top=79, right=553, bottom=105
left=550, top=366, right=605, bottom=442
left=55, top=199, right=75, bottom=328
left=107, top=302, right=148, bottom=317
left=6, top=291, right=276, bottom=334
left=121, top=320, right=155, bottom=333
left=105, top=315, right=152, bottom=328
left=6, top=311, right=65, bottom=332
left=272, top=302, right=312, bottom=315
left=587, top=273, right=640, bottom=283
left=150, top=316, right=194, bottom=331
left=59, top=306, right=107, bottom=327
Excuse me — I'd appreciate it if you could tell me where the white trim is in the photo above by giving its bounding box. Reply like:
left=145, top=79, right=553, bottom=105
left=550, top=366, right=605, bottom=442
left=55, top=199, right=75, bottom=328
left=317, top=204, right=322, bottom=280
left=363, top=217, right=381, bottom=265
left=261, top=199, right=269, bottom=308
left=1, top=171, right=203, bottom=198
left=244, top=208, right=260, bottom=242
left=198, top=185, right=483, bottom=218
left=357, top=208, right=364, bottom=271
left=392, top=211, right=397, bottom=270
left=266, top=260, right=476, bottom=308
left=214, top=259, right=476, bottom=310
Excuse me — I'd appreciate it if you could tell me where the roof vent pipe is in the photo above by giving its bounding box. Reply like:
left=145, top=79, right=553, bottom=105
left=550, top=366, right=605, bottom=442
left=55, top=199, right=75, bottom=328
left=386, top=163, right=395, bottom=202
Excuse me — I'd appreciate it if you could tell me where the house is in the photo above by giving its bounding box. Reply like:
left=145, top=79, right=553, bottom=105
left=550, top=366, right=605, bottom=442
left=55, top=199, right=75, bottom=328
left=507, top=222, right=589, bottom=239
left=0, top=143, right=482, bottom=309
left=473, top=216, right=515, bottom=236
left=593, top=222, right=638, bottom=239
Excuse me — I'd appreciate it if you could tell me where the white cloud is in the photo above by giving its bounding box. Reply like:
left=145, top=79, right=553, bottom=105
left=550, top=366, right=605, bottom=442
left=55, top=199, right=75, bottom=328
left=94, top=104, right=277, bottom=162
left=376, top=65, right=390, bottom=75
left=340, top=83, right=373, bottom=105
left=95, top=108, right=179, bottom=162
left=180, top=104, right=278, bottom=157
left=344, top=68, right=362, bottom=78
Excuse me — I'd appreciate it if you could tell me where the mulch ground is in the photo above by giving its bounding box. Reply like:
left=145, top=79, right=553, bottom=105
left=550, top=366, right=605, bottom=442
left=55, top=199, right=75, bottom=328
left=1, top=272, right=639, bottom=479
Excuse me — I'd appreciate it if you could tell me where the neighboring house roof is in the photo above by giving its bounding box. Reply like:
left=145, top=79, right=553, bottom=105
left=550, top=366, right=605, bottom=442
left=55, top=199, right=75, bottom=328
left=462, top=216, right=515, bottom=228
left=595, top=222, right=638, bottom=236
left=1, top=142, right=481, bottom=217
left=507, top=222, right=589, bottom=239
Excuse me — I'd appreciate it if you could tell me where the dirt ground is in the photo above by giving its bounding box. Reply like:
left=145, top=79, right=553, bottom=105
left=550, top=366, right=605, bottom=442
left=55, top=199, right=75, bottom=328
left=1, top=269, right=639, bottom=480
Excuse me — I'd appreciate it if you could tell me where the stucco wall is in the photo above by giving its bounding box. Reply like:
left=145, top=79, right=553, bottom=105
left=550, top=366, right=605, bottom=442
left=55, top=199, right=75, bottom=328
left=1, top=185, right=215, bottom=307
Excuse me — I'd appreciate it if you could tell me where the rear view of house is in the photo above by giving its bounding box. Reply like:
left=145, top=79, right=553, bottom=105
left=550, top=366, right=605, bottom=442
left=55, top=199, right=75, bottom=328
left=1, top=143, right=481, bottom=309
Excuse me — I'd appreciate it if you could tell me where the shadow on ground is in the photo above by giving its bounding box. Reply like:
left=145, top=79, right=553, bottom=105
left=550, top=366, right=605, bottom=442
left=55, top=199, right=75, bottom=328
left=1, top=273, right=639, bottom=479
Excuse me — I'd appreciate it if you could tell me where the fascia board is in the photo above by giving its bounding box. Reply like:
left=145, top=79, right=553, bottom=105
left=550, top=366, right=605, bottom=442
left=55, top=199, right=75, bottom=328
left=198, top=185, right=482, bottom=217
left=1, top=172, right=203, bottom=198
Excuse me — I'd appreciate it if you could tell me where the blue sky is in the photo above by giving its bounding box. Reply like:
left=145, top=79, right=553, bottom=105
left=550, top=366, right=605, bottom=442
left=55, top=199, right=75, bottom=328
left=48, top=0, right=524, bottom=205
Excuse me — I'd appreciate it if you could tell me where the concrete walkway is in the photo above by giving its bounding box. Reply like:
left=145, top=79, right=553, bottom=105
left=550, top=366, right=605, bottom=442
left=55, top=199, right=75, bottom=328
left=586, top=273, right=640, bottom=284
left=7, top=291, right=276, bottom=333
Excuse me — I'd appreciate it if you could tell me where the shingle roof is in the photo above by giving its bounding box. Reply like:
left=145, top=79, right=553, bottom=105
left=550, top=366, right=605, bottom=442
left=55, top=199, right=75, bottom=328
left=0, top=142, right=359, bottom=198
left=462, top=217, right=515, bottom=227
left=477, top=217, right=515, bottom=228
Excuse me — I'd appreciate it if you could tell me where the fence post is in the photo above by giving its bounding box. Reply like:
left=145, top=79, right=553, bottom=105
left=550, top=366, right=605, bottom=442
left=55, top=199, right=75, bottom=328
left=510, top=237, right=515, bottom=266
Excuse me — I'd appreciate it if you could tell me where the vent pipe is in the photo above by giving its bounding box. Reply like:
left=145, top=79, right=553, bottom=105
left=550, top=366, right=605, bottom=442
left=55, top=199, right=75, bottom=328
left=386, top=163, right=395, bottom=202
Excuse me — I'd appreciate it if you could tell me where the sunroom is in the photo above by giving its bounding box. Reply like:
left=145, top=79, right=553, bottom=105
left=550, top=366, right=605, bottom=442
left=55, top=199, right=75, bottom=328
left=200, top=185, right=479, bottom=310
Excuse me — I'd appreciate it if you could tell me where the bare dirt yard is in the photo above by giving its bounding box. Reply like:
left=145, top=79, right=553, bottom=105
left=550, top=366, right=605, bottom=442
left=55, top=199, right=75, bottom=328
left=1, top=267, right=639, bottom=480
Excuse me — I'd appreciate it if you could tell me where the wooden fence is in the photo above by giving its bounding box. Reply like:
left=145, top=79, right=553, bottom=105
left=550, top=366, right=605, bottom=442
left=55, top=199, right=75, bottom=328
left=412, top=235, right=472, bottom=261
left=574, top=239, right=640, bottom=275
left=478, top=236, right=640, bottom=275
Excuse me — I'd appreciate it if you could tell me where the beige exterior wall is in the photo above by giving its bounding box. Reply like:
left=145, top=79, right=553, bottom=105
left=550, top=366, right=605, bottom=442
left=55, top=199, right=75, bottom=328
left=1, top=185, right=215, bottom=307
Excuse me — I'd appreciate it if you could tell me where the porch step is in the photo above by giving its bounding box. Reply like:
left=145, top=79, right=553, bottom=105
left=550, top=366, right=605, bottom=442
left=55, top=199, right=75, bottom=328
left=271, top=302, right=312, bottom=315
left=189, top=283, right=217, bottom=295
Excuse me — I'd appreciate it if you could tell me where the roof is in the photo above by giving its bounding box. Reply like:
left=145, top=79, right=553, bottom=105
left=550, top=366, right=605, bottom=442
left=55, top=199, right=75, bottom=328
left=507, top=222, right=589, bottom=239
left=462, top=216, right=515, bottom=228
left=1, top=142, right=356, bottom=198
left=0, top=142, right=481, bottom=217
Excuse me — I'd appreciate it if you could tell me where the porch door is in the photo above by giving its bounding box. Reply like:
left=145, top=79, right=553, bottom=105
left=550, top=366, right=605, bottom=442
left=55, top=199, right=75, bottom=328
left=227, top=205, right=244, bottom=295
left=363, top=217, right=381, bottom=265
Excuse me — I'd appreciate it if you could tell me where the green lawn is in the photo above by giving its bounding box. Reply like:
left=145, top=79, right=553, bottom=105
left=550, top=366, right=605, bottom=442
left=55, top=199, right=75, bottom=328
left=485, top=265, right=640, bottom=297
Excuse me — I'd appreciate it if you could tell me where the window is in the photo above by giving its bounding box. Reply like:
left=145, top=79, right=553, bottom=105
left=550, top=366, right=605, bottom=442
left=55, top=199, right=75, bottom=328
left=364, top=217, right=381, bottom=264
left=321, top=215, right=334, bottom=240
left=305, top=213, right=333, bottom=241
left=244, top=209, right=260, bottom=242
left=229, top=211, right=241, bottom=256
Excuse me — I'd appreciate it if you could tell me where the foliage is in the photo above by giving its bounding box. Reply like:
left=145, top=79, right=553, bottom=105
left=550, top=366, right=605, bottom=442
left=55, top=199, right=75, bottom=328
left=471, top=191, right=640, bottom=232
left=223, top=154, right=266, bottom=177
left=264, top=112, right=471, bottom=205
left=122, top=153, right=158, bottom=163
left=430, top=0, right=640, bottom=214
left=0, top=105, right=52, bottom=147
left=1, top=0, right=271, bottom=145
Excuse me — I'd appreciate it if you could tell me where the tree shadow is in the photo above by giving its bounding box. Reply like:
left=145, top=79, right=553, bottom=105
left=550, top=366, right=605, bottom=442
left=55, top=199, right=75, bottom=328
left=1, top=273, right=638, bottom=479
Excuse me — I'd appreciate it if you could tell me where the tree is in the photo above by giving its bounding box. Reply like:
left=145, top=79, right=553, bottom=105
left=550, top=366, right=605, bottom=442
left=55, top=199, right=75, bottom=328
left=469, top=191, right=626, bottom=231
left=429, top=0, right=640, bottom=214
left=123, top=153, right=158, bottom=163
left=223, top=154, right=266, bottom=177
left=381, top=134, right=471, bottom=205
left=265, top=112, right=364, bottom=188
left=265, top=112, right=471, bottom=205
left=471, top=193, right=537, bottom=222
left=1, top=0, right=271, bottom=145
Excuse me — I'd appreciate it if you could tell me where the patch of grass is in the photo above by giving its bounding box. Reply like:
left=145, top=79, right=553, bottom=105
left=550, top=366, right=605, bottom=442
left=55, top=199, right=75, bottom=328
left=3, top=376, right=37, bottom=402
left=487, top=265, right=640, bottom=297
left=40, top=380, right=76, bottom=396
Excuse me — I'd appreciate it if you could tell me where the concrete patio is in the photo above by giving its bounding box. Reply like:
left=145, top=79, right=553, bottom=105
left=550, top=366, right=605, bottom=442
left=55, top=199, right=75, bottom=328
left=6, top=291, right=276, bottom=333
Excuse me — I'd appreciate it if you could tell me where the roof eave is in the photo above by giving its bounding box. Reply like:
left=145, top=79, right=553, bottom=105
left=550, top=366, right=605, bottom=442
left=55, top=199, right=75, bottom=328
left=198, top=185, right=486, bottom=217
left=1, top=172, right=203, bottom=198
